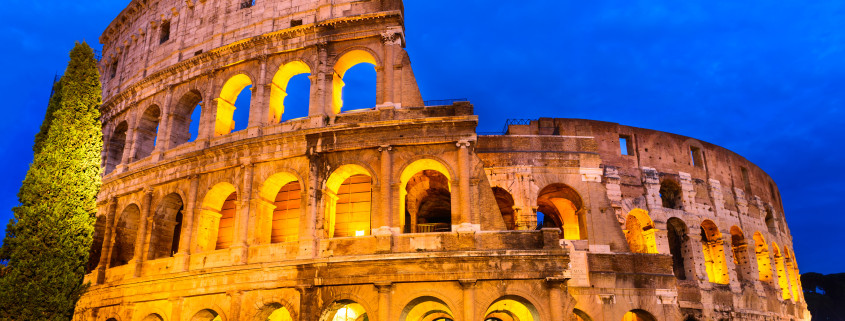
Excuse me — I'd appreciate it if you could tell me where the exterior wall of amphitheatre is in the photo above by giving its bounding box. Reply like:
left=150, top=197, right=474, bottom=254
left=75, top=0, right=810, bottom=321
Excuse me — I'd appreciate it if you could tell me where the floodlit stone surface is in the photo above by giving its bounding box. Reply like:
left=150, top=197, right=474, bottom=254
left=76, top=1, right=809, bottom=320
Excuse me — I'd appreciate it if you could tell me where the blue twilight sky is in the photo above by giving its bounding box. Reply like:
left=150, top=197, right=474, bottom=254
left=1, top=1, right=843, bottom=273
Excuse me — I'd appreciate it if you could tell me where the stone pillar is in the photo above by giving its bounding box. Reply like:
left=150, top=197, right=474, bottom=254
left=299, top=157, right=320, bottom=259
left=174, top=175, right=199, bottom=271
left=96, top=198, right=119, bottom=284
left=373, top=145, right=394, bottom=235
left=152, top=85, right=174, bottom=161
left=375, top=282, right=392, bottom=321
left=313, top=42, right=332, bottom=118
left=546, top=278, right=566, bottom=321
left=228, top=291, right=243, bottom=321
left=641, top=167, right=661, bottom=211
left=232, top=162, right=253, bottom=264
left=459, top=279, right=476, bottom=321
left=456, top=141, right=476, bottom=231
left=132, top=188, right=154, bottom=277
left=169, top=297, right=183, bottom=321
left=251, top=55, right=269, bottom=129
left=199, top=72, right=219, bottom=142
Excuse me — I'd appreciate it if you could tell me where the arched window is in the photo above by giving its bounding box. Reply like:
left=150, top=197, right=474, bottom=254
left=399, top=296, right=455, bottom=321
left=110, top=204, right=141, bottom=267
left=492, top=187, right=516, bottom=230
left=322, top=301, right=367, bottom=321
left=784, top=247, right=802, bottom=301
left=255, top=303, right=293, bottom=321
left=272, top=181, right=301, bottom=243
left=624, top=209, right=657, bottom=254
left=325, top=165, right=373, bottom=238
left=270, top=61, right=312, bottom=122
left=191, top=309, right=222, bottom=321
left=622, top=310, right=656, bottom=321
left=765, top=208, right=777, bottom=235
left=483, top=296, right=539, bottom=321
left=700, top=220, right=729, bottom=284
left=143, top=314, right=165, bottom=321
left=170, top=89, right=203, bottom=147
left=105, top=121, right=128, bottom=174
left=730, top=226, right=751, bottom=284
left=148, top=193, right=184, bottom=260
left=86, top=214, right=108, bottom=273
left=772, top=243, right=792, bottom=300
left=536, top=184, right=585, bottom=240
left=659, top=179, right=682, bottom=209
left=135, top=105, right=161, bottom=159
left=404, top=170, right=451, bottom=233
left=216, top=74, right=253, bottom=136
left=196, top=183, right=237, bottom=252
left=753, top=232, right=773, bottom=284
left=332, top=50, right=378, bottom=114
left=667, top=217, right=690, bottom=280
left=216, top=192, right=238, bottom=250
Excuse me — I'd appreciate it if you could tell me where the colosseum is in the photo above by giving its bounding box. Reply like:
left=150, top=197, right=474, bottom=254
left=74, top=0, right=810, bottom=320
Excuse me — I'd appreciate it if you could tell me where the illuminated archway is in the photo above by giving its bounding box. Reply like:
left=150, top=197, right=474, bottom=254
left=148, top=193, right=184, bottom=260
left=772, top=243, right=791, bottom=300
left=196, top=182, right=238, bottom=252
left=170, top=89, right=203, bottom=146
left=667, top=217, right=691, bottom=280
left=321, top=301, right=368, bottom=321
left=254, top=303, right=294, bottom=321
left=191, top=309, right=223, bottom=321
left=730, top=226, right=751, bottom=283
left=110, top=204, right=141, bottom=267
left=400, top=159, right=453, bottom=233
left=700, top=220, right=729, bottom=284
left=105, top=121, right=128, bottom=174
left=270, top=61, right=311, bottom=123
left=399, top=296, right=455, bottom=321
left=573, top=309, right=592, bottom=321
left=332, top=50, right=378, bottom=114
left=135, top=105, right=161, bottom=159
left=259, top=172, right=302, bottom=244
left=622, top=310, right=656, bottom=321
left=753, top=232, right=773, bottom=284
left=624, top=208, right=657, bottom=254
left=492, top=187, right=516, bottom=230
left=483, top=296, right=539, bottom=321
left=784, top=247, right=802, bottom=301
left=536, top=183, right=585, bottom=240
left=216, top=74, right=252, bottom=136
left=325, top=165, right=373, bottom=238
left=142, top=314, right=164, bottom=321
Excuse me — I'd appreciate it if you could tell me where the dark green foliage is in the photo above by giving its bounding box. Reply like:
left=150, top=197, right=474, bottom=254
left=0, top=42, right=103, bottom=321
left=802, top=272, right=845, bottom=321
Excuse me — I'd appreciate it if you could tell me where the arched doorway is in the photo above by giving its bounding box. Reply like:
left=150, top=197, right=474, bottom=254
left=624, top=208, right=657, bottom=254
left=622, top=310, right=656, bottom=321
left=148, top=193, right=184, bottom=260
left=191, top=309, right=223, bottom=321
left=730, top=226, right=751, bottom=283
left=483, top=296, right=539, bottom=321
left=492, top=187, right=516, bottom=230
left=110, top=204, right=141, bottom=267
left=701, top=220, right=729, bottom=284
left=399, top=296, right=455, bottom=321
left=667, top=217, right=690, bottom=280
left=325, top=165, right=373, bottom=238
left=321, top=301, right=368, bottom=321
left=536, top=183, right=585, bottom=239
left=254, top=303, right=294, bottom=321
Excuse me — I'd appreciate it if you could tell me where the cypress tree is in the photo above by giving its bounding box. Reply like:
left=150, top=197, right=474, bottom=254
left=0, top=42, right=103, bottom=321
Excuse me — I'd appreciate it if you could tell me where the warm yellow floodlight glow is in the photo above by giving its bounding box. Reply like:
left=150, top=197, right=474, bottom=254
left=332, top=50, right=377, bottom=114
left=325, top=165, right=372, bottom=238
left=270, top=61, right=311, bottom=122
left=267, top=307, right=293, bottom=321
left=355, top=230, right=365, bottom=236
left=399, top=159, right=452, bottom=228
left=625, top=208, right=658, bottom=254
left=331, top=303, right=366, bottom=321
left=484, top=299, right=534, bottom=321
left=216, top=74, right=252, bottom=136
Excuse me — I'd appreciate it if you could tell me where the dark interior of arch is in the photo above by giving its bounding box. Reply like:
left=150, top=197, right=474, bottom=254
left=135, top=105, right=161, bottom=160
left=404, top=170, right=451, bottom=233
left=667, top=218, right=688, bottom=280
left=86, top=214, right=108, bottom=273
left=170, top=90, right=203, bottom=146
left=536, top=183, right=582, bottom=237
left=659, top=179, right=682, bottom=209
left=105, top=121, right=128, bottom=174
left=148, top=193, right=184, bottom=260
left=111, top=205, right=140, bottom=267
left=492, top=187, right=516, bottom=230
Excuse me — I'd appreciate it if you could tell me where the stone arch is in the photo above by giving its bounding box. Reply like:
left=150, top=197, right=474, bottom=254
left=700, top=220, right=729, bottom=284
left=196, top=182, right=238, bottom=252
left=325, top=164, right=374, bottom=238
left=148, top=193, right=185, bottom=260
left=492, top=187, right=516, bottom=230
left=764, top=207, right=777, bottom=235
left=105, top=120, right=128, bottom=174
left=216, top=73, right=253, bottom=136
left=622, top=309, right=656, bottom=321
left=253, top=303, right=294, bottom=321
left=482, top=295, right=541, bottom=321
left=573, top=309, right=592, bottom=321
left=190, top=308, right=224, bottom=321
left=399, top=159, right=453, bottom=233
left=784, top=247, right=802, bottom=301
left=730, top=226, right=751, bottom=284
left=319, top=299, right=370, bottom=321
left=110, top=203, right=141, bottom=267
left=753, top=232, right=773, bottom=284
left=536, top=183, right=585, bottom=240
left=87, top=214, right=108, bottom=273
left=772, top=242, right=792, bottom=300
left=141, top=314, right=164, bottom=321
left=667, top=217, right=692, bottom=280
left=332, top=49, right=379, bottom=114
left=659, top=179, right=682, bottom=209
left=170, top=89, right=204, bottom=147
left=399, top=296, right=456, bottom=321
left=269, top=60, right=312, bottom=123
left=258, top=171, right=304, bottom=244
left=135, top=104, right=161, bottom=160
left=624, top=208, right=657, bottom=254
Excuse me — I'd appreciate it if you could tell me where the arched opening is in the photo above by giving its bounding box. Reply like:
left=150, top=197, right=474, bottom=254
left=536, top=183, right=585, bottom=240
left=135, top=105, right=161, bottom=159
left=659, top=179, right=682, bottom=209
left=171, top=89, right=203, bottom=146
left=325, top=165, right=372, bottom=238
left=624, top=208, right=657, bottom=254
left=772, top=243, right=792, bottom=300
left=730, top=226, right=751, bottom=284
left=272, top=181, right=302, bottom=243
left=399, top=296, right=455, bottom=321
left=110, top=204, right=141, bottom=267
left=483, top=296, right=539, bottom=321
left=196, top=183, right=238, bottom=252
left=321, top=301, right=367, bottom=321
left=622, top=310, right=656, bottom=321
left=105, top=121, right=128, bottom=174
left=148, top=193, right=184, bottom=260
left=573, top=309, right=592, bottom=321
left=700, top=220, right=729, bottom=284
left=142, top=314, right=164, bottom=321
left=216, top=74, right=253, bottom=136
left=404, top=170, right=451, bottom=233
left=667, top=217, right=690, bottom=280
left=784, top=247, right=801, bottom=301
left=255, top=303, right=293, bottom=321
left=270, top=61, right=312, bottom=122
left=492, top=187, right=516, bottom=230
left=753, top=232, right=773, bottom=284
left=765, top=208, right=777, bottom=235
left=191, top=309, right=223, bottom=321
left=332, top=50, right=378, bottom=114
left=86, top=214, right=108, bottom=273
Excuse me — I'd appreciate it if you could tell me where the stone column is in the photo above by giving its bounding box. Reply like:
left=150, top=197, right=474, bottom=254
left=312, top=42, right=332, bottom=118
left=199, top=72, right=219, bottom=142
left=174, top=175, right=199, bottom=271
left=152, top=85, right=174, bottom=162
left=131, top=189, right=154, bottom=277
left=250, top=55, right=269, bottom=130
left=373, top=145, right=394, bottom=235
left=459, top=279, right=476, bottom=321
left=228, top=291, right=243, bottom=321
left=232, top=162, right=253, bottom=264
left=96, top=198, right=119, bottom=284
left=299, top=157, right=320, bottom=259
left=375, top=282, right=393, bottom=321
left=456, top=141, right=476, bottom=231
left=546, top=278, right=566, bottom=321
left=169, top=297, right=183, bottom=321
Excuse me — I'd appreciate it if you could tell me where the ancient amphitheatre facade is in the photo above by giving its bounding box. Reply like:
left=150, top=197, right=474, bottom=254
left=74, top=0, right=810, bottom=320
